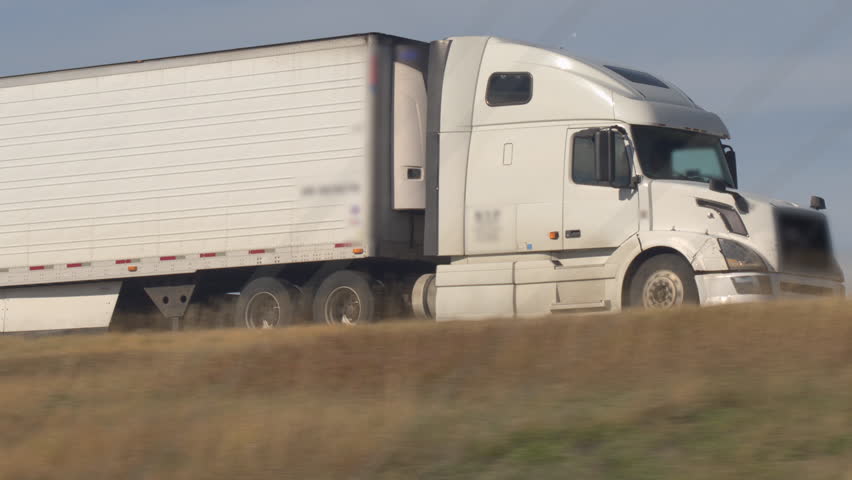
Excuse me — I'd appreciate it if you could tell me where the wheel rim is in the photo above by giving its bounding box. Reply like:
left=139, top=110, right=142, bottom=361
left=324, top=287, right=361, bottom=325
left=245, top=292, right=280, bottom=328
left=642, top=270, right=684, bottom=309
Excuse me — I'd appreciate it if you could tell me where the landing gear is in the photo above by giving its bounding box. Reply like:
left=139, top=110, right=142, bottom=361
left=143, top=284, right=196, bottom=331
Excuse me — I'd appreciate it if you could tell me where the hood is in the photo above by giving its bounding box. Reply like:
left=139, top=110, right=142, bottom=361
left=647, top=180, right=836, bottom=276
left=649, top=180, right=779, bottom=233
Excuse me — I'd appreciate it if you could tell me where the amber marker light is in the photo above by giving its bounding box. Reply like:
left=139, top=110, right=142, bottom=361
left=353, top=248, right=365, bottom=255
left=549, top=231, right=559, bottom=240
left=128, top=266, right=138, bottom=272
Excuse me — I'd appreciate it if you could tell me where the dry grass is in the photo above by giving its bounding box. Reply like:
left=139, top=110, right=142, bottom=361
left=2, top=299, right=852, bottom=479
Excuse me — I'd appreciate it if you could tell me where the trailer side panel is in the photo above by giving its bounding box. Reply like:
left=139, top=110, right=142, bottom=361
left=0, top=36, right=372, bottom=287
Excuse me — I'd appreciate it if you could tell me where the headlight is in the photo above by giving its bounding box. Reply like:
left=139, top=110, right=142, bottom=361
left=718, top=239, right=768, bottom=272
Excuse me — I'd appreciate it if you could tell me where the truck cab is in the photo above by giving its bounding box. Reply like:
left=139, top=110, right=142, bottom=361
left=421, top=36, right=844, bottom=320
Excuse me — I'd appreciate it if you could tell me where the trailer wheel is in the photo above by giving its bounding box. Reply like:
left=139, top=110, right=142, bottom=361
left=234, top=277, right=293, bottom=329
left=312, top=271, right=376, bottom=325
left=628, top=254, right=699, bottom=309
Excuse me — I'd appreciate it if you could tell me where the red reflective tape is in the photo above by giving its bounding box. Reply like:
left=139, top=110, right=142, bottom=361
left=67, top=263, right=83, bottom=268
left=249, top=249, right=265, bottom=255
left=116, top=259, right=132, bottom=264
left=160, top=256, right=177, bottom=261
left=334, top=243, right=352, bottom=248
left=200, top=252, right=217, bottom=258
left=29, top=266, right=45, bottom=271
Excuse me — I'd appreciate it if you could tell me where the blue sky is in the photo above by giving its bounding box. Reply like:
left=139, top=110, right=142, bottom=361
left=2, top=0, right=851, bottom=281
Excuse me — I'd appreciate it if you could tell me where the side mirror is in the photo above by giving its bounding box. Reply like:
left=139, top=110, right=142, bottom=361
left=810, top=196, right=826, bottom=210
left=595, top=128, right=633, bottom=188
left=709, top=179, right=727, bottom=193
left=722, top=145, right=738, bottom=189
left=611, top=164, right=632, bottom=189
left=594, top=129, right=613, bottom=183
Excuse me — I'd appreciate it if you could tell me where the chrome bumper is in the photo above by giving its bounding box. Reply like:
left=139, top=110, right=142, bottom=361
left=695, top=272, right=845, bottom=305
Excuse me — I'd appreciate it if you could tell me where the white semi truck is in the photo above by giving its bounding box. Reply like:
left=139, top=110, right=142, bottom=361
left=0, top=33, right=843, bottom=333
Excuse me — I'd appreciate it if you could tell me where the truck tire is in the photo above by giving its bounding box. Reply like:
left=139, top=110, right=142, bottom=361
left=411, top=273, right=437, bottom=320
left=312, top=270, right=376, bottom=325
left=234, top=277, right=293, bottom=329
left=628, top=254, right=699, bottom=309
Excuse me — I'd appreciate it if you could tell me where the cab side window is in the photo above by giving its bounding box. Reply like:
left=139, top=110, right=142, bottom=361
left=572, top=131, right=632, bottom=187
left=486, top=73, right=532, bottom=106
left=572, top=134, right=598, bottom=185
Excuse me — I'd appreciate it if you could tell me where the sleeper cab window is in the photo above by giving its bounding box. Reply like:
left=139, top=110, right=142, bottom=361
left=486, top=72, right=532, bottom=106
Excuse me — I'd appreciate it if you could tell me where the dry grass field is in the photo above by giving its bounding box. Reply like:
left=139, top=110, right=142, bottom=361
left=2, top=299, right=852, bottom=479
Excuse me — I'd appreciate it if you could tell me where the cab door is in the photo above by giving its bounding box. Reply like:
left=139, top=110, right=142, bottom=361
left=562, top=128, right=639, bottom=250
left=546, top=127, right=640, bottom=310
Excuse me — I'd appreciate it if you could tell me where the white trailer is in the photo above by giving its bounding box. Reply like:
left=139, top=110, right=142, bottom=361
left=0, top=33, right=844, bottom=333
left=0, top=34, right=433, bottom=332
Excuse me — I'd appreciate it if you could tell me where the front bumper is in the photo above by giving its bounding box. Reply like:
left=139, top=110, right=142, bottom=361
left=695, top=272, right=845, bottom=306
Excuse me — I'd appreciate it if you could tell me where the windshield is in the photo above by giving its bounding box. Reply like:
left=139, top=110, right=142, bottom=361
left=632, top=125, right=734, bottom=187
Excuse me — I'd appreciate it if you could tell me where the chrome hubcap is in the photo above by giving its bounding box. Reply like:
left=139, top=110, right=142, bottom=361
left=324, top=287, right=361, bottom=325
left=642, top=270, right=684, bottom=309
left=245, top=292, right=280, bottom=328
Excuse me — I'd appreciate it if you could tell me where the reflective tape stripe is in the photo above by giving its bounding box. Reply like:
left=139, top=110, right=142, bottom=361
left=15, top=243, right=365, bottom=276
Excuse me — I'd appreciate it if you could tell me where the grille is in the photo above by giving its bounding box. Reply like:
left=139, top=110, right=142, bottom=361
left=775, top=208, right=835, bottom=276
left=780, top=282, right=835, bottom=296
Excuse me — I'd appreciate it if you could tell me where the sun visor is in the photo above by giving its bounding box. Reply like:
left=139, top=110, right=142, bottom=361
left=614, top=95, right=730, bottom=139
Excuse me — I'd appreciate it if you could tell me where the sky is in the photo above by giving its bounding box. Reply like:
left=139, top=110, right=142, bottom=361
left=1, top=0, right=851, bottom=283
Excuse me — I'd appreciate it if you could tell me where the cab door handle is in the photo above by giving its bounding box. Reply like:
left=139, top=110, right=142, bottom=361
left=565, top=230, right=581, bottom=239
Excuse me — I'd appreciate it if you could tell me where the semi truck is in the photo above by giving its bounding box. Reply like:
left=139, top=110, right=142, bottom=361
left=0, top=33, right=843, bottom=333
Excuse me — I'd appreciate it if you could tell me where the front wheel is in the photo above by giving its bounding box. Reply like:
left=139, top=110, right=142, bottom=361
left=312, top=270, right=376, bottom=325
left=628, top=254, right=699, bottom=309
